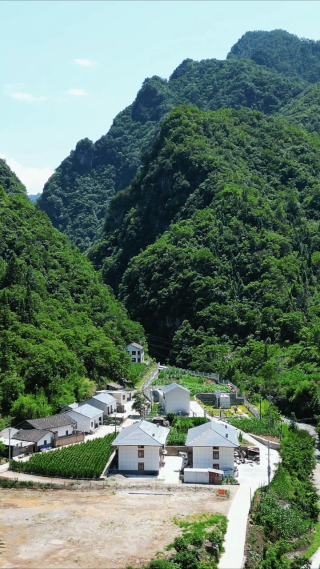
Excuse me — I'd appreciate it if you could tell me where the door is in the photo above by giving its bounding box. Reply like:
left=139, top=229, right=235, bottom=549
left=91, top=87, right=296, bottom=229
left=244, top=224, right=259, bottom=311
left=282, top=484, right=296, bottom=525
left=209, top=472, right=219, bottom=484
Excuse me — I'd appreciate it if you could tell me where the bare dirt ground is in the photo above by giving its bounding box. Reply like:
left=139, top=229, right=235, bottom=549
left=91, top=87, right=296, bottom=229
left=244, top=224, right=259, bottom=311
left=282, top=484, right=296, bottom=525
left=0, top=483, right=237, bottom=569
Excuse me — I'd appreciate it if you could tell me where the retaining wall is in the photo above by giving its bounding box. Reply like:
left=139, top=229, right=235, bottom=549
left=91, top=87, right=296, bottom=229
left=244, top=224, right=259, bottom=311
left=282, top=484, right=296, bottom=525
left=53, top=432, right=85, bottom=448
left=249, top=434, right=280, bottom=450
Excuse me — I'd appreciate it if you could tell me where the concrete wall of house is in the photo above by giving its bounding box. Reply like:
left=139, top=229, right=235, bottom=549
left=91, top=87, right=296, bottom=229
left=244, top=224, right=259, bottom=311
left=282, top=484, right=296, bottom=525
left=192, top=446, right=234, bottom=471
left=37, top=432, right=53, bottom=446
left=184, top=469, right=209, bottom=484
left=53, top=425, right=75, bottom=437
left=118, top=445, right=160, bottom=471
left=164, top=389, right=190, bottom=415
left=127, top=345, right=145, bottom=363
left=86, top=397, right=116, bottom=417
left=66, top=411, right=102, bottom=433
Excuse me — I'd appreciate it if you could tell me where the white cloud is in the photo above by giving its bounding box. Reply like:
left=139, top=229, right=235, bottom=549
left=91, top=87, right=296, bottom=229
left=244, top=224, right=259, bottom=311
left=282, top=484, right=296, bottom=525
left=0, top=154, right=53, bottom=194
left=67, top=88, right=88, bottom=97
left=10, top=92, right=46, bottom=102
left=74, top=58, right=98, bottom=67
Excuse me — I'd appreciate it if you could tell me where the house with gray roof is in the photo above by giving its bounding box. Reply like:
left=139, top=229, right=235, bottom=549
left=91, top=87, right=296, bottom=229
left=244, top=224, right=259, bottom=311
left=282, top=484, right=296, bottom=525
left=158, top=383, right=190, bottom=415
left=66, top=404, right=103, bottom=434
left=12, top=429, right=54, bottom=453
left=85, top=392, right=117, bottom=418
left=111, top=420, right=170, bottom=474
left=184, top=421, right=239, bottom=484
left=126, top=342, right=145, bottom=363
left=18, top=413, right=77, bottom=439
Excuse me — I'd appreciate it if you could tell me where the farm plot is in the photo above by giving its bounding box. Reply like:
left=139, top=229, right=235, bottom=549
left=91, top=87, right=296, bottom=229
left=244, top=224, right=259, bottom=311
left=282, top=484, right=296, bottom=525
left=154, top=366, right=231, bottom=396
left=11, top=434, right=116, bottom=479
left=166, top=417, right=209, bottom=446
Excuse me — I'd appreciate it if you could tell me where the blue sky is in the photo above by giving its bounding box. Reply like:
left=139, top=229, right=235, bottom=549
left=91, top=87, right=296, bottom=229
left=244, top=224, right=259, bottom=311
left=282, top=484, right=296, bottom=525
left=1, top=1, right=320, bottom=193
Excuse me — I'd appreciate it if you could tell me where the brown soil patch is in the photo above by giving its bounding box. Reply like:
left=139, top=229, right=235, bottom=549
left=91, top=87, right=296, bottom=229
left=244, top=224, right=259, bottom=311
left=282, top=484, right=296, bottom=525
left=0, top=484, right=236, bottom=568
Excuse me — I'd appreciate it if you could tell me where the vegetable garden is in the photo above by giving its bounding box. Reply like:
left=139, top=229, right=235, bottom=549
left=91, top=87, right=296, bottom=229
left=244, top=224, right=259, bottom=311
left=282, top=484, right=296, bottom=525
left=154, top=367, right=231, bottom=396
left=229, top=417, right=282, bottom=437
left=11, top=434, right=116, bottom=479
left=166, top=416, right=209, bottom=446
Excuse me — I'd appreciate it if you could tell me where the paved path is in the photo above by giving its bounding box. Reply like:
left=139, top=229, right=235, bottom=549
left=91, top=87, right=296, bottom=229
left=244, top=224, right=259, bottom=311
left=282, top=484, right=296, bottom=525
left=219, top=431, right=279, bottom=569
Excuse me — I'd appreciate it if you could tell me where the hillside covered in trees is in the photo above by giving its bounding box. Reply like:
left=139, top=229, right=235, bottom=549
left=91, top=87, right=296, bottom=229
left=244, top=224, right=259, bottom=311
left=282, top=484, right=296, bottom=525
left=38, top=29, right=320, bottom=252
left=0, top=159, right=144, bottom=425
left=90, top=106, right=320, bottom=419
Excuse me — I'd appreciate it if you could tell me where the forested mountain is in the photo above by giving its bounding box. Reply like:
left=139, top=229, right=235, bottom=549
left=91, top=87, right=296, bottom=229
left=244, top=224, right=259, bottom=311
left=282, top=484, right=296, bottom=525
left=278, top=82, right=320, bottom=135
left=37, top=56, right=307, bottom=251
left=0, top=158, right=26, bottom=196
left=91, top=106, right=320, bottom=418
left=0, top=162, right=144, bottom=424
left=28, top=192, right=41, bottom=203
left=227, top=29, right=320, bottom=83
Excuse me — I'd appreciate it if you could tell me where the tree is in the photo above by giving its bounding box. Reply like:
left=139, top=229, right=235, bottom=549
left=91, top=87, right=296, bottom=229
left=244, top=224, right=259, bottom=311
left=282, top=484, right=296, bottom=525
left=132, top=392, right=148, bottom=417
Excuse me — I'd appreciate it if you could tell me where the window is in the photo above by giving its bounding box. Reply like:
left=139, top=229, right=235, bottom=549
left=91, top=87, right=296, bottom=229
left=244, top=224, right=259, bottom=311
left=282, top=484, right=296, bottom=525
left=44, top=440, right=47, bottom=445
left=91, top=422, right=93, bottom=427
left=138, top=358, right=141, bottom=363
left=213, top=451, right=219, bottom=460
left=132, top=358, right=136, bottom=363
left=138, top=445, right=144, bottom=448
left=132, top=350, right=136, bottom=355
left=213, top=446, right=219, bottom=450
left=122, top=395, right=125, bottom=400
left=138, top=462, right=144, bottom=471
left=138, top=450, right=144, bottom=458
left=137, top=351, right=140, bottom=355
left=213, top=463, right=219, bottom=469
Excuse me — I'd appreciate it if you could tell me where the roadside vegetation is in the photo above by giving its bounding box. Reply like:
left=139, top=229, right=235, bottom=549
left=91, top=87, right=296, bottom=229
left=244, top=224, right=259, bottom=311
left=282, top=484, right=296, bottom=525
left=245, top=425, right=319, bottom=568
left=10, top=434, right=116, bottom=479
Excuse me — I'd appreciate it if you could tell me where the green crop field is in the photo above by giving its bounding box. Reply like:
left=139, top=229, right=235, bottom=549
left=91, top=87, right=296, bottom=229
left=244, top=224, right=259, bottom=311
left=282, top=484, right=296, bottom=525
left=11, top=434, right=116, bottom=479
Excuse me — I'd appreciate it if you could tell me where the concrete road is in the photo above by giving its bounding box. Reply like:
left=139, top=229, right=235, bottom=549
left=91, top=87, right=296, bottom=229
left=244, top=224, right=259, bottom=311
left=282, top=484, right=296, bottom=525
left=219, top=431, right=279, bottom=569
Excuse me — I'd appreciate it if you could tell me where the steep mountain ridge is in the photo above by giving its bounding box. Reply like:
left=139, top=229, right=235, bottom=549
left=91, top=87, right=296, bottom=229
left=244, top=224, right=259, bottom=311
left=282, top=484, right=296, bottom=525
left=0, top=162, right=144, bottom=423
left=91, top=106, right=320, bottom=418
left=38, top=53, right=308, bottom=251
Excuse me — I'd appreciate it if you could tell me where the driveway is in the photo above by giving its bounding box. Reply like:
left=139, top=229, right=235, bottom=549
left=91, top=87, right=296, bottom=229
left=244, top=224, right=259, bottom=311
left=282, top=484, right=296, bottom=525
left=219, top=431, right=279, bottom=569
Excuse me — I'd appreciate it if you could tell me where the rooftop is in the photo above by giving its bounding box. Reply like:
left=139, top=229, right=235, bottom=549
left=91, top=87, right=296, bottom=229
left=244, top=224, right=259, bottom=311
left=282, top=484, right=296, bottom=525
left=185, top=421, right=239, bottom=448
left=68, top=404, right=103, bottom=419
left=22, top=413, right=76, bottom=430
left=112, top=420, right=170, bottom=447
left=127, top=342, right=144, bottom=350
left=13, top=429, right=52, bottom=443
left=162, top=383, right=190, bottom=394
left=91, top=393, right=117, bottom=405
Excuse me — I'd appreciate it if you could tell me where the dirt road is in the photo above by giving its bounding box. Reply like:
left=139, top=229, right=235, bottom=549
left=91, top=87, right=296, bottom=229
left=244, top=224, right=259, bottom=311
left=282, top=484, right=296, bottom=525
left=0, top=484, right=236, bottom=569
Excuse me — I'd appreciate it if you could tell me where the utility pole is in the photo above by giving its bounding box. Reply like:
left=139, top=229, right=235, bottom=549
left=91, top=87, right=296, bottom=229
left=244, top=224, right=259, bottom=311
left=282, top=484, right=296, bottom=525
left=8, top=426, right=11, bottom=470
left=259, top=394, right=262, bottom=420
left=267, top=395, right=273, bottom=428
left=267, top=440, right=271, bottom=486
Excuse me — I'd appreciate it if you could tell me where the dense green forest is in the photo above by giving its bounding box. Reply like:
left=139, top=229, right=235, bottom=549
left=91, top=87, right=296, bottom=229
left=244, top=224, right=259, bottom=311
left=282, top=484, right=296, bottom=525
left=90, top=105, right=320, bottom=419
left=39, top=30, right=320, bottom=251
left=227, top=29, right=320, bottom=83
left=0, top=160, right=144, bottom=425
left=278, top=82, right=320, bottom=136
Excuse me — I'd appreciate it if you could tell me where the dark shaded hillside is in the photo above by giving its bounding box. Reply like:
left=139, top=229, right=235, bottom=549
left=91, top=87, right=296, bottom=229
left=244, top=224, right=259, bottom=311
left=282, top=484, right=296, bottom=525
left=0, top=158, right=26, bottom=196
left=278, top=82, right=320, bottom=135
left=92, top=106, right=320, bottom=418
left=0, top=176, right=144, bottom=424
left=227, top=29, right=320, bottom=83
left=38, top=58, right=305, bottom=251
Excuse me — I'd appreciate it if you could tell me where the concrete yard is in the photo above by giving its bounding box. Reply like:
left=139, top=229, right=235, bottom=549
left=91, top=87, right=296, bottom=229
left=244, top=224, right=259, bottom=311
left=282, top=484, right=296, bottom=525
left=0, top=484, right=237, bottom=569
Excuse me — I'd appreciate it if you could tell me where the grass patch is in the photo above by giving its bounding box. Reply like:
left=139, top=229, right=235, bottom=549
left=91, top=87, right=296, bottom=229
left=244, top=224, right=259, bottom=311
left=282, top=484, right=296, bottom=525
left=304, top=519, right=320, bottom=559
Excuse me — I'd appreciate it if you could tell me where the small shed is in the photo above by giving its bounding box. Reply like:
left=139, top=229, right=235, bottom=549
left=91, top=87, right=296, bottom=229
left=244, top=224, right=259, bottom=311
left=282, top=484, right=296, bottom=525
left=127, top=343, right=145, bottom=363
left=159, top=383, right=190, bottom=415
left=66, top=405, right=103, bottom=434
left=106, top=382, right=122, bottom=391
left=184, top=467, right=224, bottom=484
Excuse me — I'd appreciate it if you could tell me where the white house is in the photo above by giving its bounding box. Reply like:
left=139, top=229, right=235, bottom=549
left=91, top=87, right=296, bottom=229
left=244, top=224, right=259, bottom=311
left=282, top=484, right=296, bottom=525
left=18, top=414, right=77, bottom=439
left=111, top=420, right=170, bottom=474
left=105, top=389, right=135, bottom=408
left=127, top=343, right=145, bottom=363
left=12, top=429, right=54, bottom=452
left=66, top=404, right=103, bottom=434
left=85, top=393, right=117, bottom=417
left=215, top=391, right=231, bottom=409
left=184, top=421, right=239, bottom=484
left=158, top=383, right=190, bottom=415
